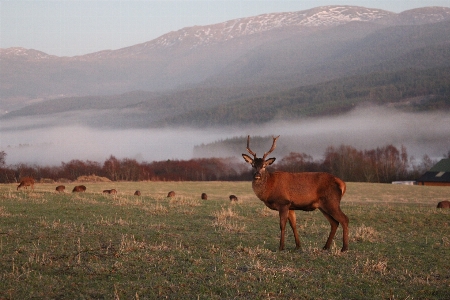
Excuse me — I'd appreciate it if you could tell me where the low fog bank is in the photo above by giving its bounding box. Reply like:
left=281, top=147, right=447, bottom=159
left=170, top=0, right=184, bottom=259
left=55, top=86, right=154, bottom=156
left=0, top=126, right=221, bottom=166
left=1, top=106, right=449, bottom=166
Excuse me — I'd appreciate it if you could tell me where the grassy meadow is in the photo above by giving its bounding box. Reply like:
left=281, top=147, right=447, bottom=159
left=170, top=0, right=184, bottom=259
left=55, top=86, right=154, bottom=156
left=0, top=181, right=449, bottom=299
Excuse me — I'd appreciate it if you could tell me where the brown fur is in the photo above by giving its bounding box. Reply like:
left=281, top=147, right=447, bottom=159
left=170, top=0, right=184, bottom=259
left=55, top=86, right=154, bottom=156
left=103, top=189, right=117, bottom=194
left=167, top=191, right=175, bottom=197
left=201, top=193, right=208, bottom=200
left=72, top=185, right=86, bottom=192
left=437, top=200, right=450, bottom=208
left=17, top=177, right=35, bottom=191
left=134, top=190, right=141, bottom=196
left=243, top=135, right=349, bottom=252
left=55, top=185, right=65, bottom=192
left=229, top=195, right=238, bottom=202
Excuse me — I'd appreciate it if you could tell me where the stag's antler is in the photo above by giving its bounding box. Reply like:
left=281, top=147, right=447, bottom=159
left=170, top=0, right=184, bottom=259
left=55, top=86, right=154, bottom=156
left=262, top=135, right=280, bottom=160
left=246, top=135, right=257, bottom=157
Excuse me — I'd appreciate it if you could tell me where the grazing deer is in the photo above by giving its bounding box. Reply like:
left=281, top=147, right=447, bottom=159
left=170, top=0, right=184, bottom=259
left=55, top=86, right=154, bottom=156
left=134, top=190, right=141, bottom=196
left=103, top=189, right=117, bottom=194
left=55, top=185, right=65, bottom=193
left=229, top=195, right=238, bottom=202
left=72, top=185, right=86, bottom=193
left=242, top=135, right=349, bottom=252
left=201, top=193, right=208, bottom=200
left=167, top=191, right=175, bottom=197
left=437, top=200, right=450, bottom=208
left=17, top=177, right=35, bottom=191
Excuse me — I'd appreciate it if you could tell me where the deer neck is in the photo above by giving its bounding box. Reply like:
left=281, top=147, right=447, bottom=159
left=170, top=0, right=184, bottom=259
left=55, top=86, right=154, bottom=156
left=252, top=170, right=271, bottom=200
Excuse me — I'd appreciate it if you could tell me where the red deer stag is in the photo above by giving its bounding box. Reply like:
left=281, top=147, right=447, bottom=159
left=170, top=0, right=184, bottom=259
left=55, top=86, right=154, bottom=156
left=55, top=185, right=65, bottom=193
left=242, top=135, right=349, bottom=252
left=72, top=185, right=86, bottom=193
left=437, top=200, right=450, bottom=208
left=17, top=177, right=35, bottom=191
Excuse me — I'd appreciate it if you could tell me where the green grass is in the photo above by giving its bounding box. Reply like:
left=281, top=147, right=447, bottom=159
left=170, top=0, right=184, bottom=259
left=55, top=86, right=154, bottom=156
left=1, top=182, right=449, bottom=299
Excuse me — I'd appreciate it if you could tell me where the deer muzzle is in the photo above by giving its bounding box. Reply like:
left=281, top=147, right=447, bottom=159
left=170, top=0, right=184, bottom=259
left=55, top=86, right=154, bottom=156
left=253, top=171, right=263, bottom=180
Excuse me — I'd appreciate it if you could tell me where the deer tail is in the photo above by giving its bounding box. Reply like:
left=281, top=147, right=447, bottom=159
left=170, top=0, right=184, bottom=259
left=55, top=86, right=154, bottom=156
left=335, top=177, right=346, bottom=196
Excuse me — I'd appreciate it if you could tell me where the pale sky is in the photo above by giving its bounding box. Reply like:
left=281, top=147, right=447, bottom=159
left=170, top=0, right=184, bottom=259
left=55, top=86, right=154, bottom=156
left=1, top=0, right=450, bottom=57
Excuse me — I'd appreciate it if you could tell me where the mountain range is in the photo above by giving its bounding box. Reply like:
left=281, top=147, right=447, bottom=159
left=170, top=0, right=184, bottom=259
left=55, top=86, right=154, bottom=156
left=1, top=5, right=450, bottom=128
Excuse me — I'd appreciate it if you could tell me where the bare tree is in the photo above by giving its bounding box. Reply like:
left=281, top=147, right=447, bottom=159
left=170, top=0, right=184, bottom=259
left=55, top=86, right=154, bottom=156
left=0, top=151, right=6, bottom=167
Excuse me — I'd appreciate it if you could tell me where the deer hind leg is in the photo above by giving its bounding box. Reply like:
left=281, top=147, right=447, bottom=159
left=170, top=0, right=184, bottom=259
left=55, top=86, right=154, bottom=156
left=319, top=208, right=339, bottom=250
left=320, top=207, right=349, bottom=252
left=335, top=208, right=349, bottom=252
left=288, top=210, right=301, bottom=249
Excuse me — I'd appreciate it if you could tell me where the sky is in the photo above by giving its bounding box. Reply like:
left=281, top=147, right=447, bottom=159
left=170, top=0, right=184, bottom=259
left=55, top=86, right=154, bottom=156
left=2, top=0, right=450, bottom=57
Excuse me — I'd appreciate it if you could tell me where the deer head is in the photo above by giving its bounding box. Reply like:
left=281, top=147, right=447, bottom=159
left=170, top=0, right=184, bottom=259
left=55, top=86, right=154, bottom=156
left=242, top=135, right=279, bottom=180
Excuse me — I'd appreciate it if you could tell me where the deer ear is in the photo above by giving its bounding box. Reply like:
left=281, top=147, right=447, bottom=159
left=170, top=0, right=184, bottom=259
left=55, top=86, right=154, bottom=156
left=242, top=154, right=254, bottom=164
left=265, top=157, right=276, bottom=166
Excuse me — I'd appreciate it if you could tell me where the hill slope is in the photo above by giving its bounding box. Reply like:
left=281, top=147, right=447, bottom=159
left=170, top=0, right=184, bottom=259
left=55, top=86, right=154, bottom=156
left=1, top=5, right=450, bottom=113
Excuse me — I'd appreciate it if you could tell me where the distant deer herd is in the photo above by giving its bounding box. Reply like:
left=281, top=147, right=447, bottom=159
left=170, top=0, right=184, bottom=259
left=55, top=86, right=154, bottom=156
left=15, top=180, right=240, bottom=202
left=11, top=135, right=449, bottom=253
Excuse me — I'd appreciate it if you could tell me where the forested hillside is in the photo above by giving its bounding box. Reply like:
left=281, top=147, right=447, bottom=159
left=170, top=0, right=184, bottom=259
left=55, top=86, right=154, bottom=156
left=4, top=65, right=449, bottom=130
left=163, top=67, right=450, bottom=127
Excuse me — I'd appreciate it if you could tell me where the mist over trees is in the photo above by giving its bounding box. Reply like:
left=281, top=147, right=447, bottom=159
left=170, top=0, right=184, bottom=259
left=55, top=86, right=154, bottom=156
left=1, top=144, right=445, bottom=184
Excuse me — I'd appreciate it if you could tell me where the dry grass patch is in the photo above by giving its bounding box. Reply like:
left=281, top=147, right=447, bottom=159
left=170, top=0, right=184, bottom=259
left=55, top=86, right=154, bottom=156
left=0, top=190, right=19, bottom=200
left=111, top=195, right=145, bottom=207
left=169, top=196, right=201, bottom=208
left=363, top=258, right=389, bottom=276
left=167, top=196, right=201, bottom=215
left=257, top=206, right=277, bottom=217
left=76, top=175, right=111, bottom=182
left=351, top=256, right=389, bottom=276
left=94, top=215, right=132, bottom=226
left=0, top=206, right=11, bottom=217
left=116, top=234, right=147, bottom=257
left=142, top=202, right=169, bottom=215
left=69, top=194, right=98, bottom=205
left=13, top=192, right=48, bottom=204
left=212, top=207, right=246, bottom=233
left=352, top=224, right=381, bottom=243
left=236, top=244, right=274, bottom=258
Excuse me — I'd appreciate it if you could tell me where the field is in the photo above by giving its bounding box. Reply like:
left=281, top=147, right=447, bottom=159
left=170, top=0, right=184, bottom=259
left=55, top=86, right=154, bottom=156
left=0, top=181, right=449, bottom=299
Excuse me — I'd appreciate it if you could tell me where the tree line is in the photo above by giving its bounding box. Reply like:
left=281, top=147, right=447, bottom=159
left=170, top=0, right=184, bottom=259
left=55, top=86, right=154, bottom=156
left=0, top=144, right=446, bottom=184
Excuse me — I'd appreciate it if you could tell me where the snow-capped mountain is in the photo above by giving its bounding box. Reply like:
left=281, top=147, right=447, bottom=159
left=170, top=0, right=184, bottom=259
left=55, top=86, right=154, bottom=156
left=77, top=5, right=450, bottom=59
left=0, top=47, right=56, bottom=60
left=3, top=6, right=450, bottom=60
left=107, top=6, right=395, bottom=56
left=1, top=5, right=450, bottom=112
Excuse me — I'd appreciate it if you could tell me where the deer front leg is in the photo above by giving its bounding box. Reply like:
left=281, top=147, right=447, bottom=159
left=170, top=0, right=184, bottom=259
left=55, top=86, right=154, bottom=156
left=278, top=207, right=289, bottom=250
left=288, top=210, right=301, bottom=249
